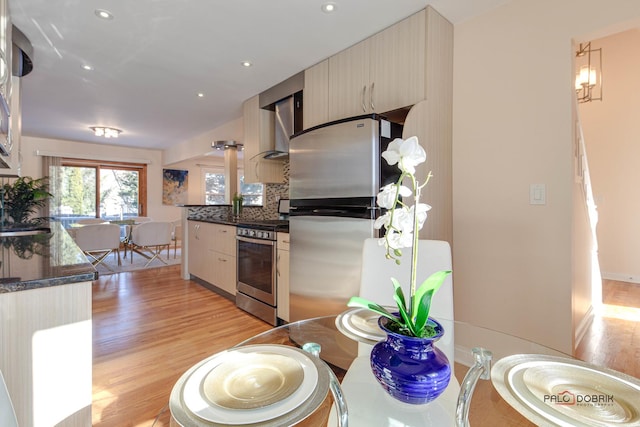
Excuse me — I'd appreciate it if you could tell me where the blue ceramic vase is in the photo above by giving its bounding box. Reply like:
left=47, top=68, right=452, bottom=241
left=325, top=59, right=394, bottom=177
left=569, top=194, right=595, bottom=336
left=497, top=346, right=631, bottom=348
left=370, top=316, right=451, bottom=405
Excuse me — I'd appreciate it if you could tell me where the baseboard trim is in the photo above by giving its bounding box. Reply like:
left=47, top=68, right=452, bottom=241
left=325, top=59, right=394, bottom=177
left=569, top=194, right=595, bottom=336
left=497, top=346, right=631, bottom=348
left=601, top=272, right=640, bottom=284
left=574, top=305, right=594, bottom=350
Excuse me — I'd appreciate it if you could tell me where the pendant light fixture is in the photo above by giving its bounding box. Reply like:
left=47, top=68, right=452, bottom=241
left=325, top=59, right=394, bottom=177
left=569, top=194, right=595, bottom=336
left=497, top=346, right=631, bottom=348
left=575, top=42, right=603, bottom=103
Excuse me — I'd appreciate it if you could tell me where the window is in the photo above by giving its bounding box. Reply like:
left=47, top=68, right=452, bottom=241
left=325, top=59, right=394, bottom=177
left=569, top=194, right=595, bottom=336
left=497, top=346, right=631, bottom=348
left=202, top=168, right=263, bottom=206
left=53, top=159, right=147, bottom=226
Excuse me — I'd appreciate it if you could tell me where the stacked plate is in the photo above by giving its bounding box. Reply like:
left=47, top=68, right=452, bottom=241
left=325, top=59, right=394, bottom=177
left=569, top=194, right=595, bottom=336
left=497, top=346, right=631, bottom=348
left=492, top=354, right=640, bottom=427
left=175, top=344, right=330, bottom=426
left=335, top=308, right=386, bottom=345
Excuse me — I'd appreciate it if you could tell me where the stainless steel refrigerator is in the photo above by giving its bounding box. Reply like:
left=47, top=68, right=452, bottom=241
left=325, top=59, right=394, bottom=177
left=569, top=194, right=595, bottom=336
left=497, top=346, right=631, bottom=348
left=288, top=114, right=403, bottom=322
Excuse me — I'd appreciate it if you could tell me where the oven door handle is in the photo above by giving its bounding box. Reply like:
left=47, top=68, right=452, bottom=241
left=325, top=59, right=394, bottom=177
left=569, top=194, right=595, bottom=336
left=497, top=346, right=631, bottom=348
left=236, top=236, right=276, bottom=246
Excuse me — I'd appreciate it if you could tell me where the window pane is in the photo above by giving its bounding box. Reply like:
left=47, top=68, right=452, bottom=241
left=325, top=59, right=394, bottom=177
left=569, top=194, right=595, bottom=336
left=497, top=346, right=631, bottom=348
left=240, top=175, right=263, bottom=206
left=100, top=169, right=140, bottom=220
left=205, top=172, right=225, bottom=205
left=57, top=166, right=97, bottom=218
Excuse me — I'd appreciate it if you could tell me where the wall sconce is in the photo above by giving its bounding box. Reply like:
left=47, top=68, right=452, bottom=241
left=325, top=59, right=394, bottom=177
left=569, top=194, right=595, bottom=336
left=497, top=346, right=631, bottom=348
left=575, top=42, right=602, bottom=103
left=90, top=126, right=122, bottom=138
left=212, top=140, right=243, bottom=150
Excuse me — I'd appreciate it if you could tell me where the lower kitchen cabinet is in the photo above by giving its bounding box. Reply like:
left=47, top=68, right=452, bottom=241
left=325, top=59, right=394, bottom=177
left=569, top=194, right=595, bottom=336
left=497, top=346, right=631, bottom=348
left=188, top=221, right=237, bottom=296
left=276, top=232, right=290, bottom=322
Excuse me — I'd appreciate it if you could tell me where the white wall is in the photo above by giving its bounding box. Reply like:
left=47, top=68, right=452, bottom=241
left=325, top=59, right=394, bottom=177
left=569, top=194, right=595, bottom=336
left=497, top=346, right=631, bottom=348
left=580, top=29, right=640, bottom=283
left=453, top=0, right=640, bottom=354
left=20, top=136, right=181, bottom=221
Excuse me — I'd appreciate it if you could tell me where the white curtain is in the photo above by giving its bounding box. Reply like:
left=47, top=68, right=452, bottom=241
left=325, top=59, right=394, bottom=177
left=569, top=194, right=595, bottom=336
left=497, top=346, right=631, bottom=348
left=41, top=155, right=62, bottom=220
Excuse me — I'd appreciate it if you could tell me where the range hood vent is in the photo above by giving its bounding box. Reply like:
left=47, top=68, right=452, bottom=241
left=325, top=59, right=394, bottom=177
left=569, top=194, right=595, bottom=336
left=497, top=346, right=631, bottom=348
left=258, top=73, right=304, bottom=160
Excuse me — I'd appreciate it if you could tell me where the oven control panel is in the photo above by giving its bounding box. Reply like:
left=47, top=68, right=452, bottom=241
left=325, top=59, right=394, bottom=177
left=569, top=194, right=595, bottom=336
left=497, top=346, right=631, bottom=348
left=236, top=227, right=276, bottom=241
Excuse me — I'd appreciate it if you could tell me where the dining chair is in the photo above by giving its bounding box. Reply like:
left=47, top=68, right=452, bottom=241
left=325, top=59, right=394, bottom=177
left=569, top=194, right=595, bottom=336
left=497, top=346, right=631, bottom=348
left=169, top=219, right=182, bottom=259
left=1, top=371, right=19, bottom=427
left=358, top=238, right=454, bottom=363
left=74, top=223, right=122, bottom=271
left=128, top=221, right=173, bottom=267
left=122, top=217, right=153, bottom=257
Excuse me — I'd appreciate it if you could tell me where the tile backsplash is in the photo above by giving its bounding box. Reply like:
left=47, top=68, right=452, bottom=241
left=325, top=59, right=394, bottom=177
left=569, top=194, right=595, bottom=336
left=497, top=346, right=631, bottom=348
left=188, top=161, right=289, bottom=221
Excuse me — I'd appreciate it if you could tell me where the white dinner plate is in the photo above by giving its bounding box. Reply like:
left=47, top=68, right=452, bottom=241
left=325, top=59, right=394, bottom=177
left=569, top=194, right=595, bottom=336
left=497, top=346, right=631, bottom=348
left=182, top=345, right=319, bottom=425
left=335, top=307, right=387, bottom=345
left=492, top=354, right=640, bottom=427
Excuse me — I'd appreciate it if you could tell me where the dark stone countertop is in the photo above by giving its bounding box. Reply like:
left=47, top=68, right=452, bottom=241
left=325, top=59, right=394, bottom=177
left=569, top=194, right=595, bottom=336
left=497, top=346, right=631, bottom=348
left=0, top=221, right=97, bottom=293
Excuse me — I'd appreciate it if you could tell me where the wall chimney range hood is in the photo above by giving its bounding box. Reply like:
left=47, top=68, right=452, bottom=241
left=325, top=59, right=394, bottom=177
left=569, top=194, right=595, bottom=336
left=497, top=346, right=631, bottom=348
left=258, top=72, right=303, bottom=160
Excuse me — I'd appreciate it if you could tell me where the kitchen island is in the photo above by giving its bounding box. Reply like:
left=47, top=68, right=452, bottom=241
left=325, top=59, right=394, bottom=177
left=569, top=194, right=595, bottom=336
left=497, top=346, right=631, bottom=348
left=0, top=221, right=97, bottom=426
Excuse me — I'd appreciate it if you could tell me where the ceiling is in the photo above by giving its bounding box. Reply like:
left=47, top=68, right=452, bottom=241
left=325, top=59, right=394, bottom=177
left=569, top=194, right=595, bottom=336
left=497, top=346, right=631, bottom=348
left=8, top=0, right=509, bottom=152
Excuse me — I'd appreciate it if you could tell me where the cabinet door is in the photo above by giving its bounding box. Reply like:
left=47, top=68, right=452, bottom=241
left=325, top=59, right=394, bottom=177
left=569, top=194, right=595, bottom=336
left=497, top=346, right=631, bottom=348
left=369, top=9, right=426, bottom=114
left=328, top=38, right=370, bottom=121
left=187, top=221, right=209, bottom=279
left=276, top=233, right=290, bottom=322
left=303, top=60, right=329, bottom=129
left=212, top=251, right=237, bottom=295
left=243, top=95, right=284, bottom=184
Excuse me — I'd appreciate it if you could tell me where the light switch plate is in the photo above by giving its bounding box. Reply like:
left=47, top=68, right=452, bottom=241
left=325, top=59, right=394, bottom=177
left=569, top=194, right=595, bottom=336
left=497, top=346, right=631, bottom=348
left=530, top=184, right=546, bottom=205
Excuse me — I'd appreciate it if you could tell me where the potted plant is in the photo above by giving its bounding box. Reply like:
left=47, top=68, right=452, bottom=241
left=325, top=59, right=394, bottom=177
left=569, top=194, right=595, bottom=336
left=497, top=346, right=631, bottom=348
left=347, top=136, right=452, bottom=404
left=1, top=176, right=53, bottom=227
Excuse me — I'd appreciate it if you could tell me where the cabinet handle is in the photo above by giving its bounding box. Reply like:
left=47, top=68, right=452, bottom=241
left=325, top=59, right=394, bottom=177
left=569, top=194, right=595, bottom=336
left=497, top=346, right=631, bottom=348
left=361, top=85, right=367, bottom=112
left=370, top=82, right=375, bottom=111
left=220, top=229, right=227, bottom=233
left=282, top=240, right=290, bottom=244
left=218, top=257, right=227, bottom=262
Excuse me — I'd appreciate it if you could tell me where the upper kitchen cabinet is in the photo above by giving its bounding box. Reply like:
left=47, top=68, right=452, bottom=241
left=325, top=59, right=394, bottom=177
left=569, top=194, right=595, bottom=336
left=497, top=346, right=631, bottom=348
left=327, top=9, right=426, bottom=121
left=242, top=95, right=284, bottom=184
left=327, top=38, right=370, bottom=121
left=0, top=0, right=10, bottom=99
left=303, top=59, right=329, bottom=129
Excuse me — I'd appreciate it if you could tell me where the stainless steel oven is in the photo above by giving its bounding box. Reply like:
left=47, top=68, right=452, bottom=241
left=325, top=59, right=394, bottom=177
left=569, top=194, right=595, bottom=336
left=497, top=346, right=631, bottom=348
left=236, top=223, right=285, bottom=326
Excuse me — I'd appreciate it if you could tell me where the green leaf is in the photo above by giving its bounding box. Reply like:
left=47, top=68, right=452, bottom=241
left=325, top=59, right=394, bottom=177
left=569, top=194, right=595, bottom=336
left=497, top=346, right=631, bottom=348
left=411, top=270, right=451, bottom=321
left=391, top=279, right=418, bottom=336
left=347, top=297, right=397, bottom=322
left=413, top=289, right=433, bottom=333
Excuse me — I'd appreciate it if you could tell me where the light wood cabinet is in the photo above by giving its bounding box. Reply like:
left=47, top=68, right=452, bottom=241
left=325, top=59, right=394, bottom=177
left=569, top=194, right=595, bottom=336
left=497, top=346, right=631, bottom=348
left=1, top=282, right=92, bottom=427
left=303, top=59, right=329, bottom=129
left=242, top=95, right=284, bottom=184
left=328, top=38, right=370, bottom=120
left=187, top=221, right=212, bottom=281
left=276, top=232, right=290, bottom=322
left=210, top=223, right=237, bottom=295
left=326, top=9, right=427, bottom=121
left=188, top=222, right=237, bottom=295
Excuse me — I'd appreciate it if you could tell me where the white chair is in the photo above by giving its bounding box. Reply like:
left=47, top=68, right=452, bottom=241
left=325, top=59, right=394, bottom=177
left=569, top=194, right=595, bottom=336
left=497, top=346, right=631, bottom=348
left=74, top=223, right=122, bottom=271
left=76, top=218, right=107, bottom=225
left=123, top=217, right=152, bottom=257
left=359, top=238, right=454, bottom=362
left=129, top=221, right=172, bottom=267
left=0, top=371, right=17, bottom=427
left=169, top=220, right=182, bottom=259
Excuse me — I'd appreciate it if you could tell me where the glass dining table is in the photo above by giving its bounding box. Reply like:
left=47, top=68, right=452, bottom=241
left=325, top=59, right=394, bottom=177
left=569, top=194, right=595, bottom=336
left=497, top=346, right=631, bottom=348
left=168, top=312, right=640, bottom=427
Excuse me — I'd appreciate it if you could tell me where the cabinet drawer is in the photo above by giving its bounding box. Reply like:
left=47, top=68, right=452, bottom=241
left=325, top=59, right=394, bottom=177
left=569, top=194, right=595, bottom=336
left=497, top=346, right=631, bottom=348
left=277, top=232, right=290, bottom=251
left=210, top=224, right=236, bottom=256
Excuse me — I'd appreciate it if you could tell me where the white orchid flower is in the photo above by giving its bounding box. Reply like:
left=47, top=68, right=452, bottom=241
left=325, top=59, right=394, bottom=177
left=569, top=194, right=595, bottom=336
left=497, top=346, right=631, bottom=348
left=381, top=136, right=426, bottom=174
left=411, top=203, right=432, bottom=231
left=376, top=183, right=411, bottom=209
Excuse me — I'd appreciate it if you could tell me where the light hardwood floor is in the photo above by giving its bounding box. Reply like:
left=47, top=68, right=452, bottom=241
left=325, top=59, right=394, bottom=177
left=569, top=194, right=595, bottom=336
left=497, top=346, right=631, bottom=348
left=92, top=269, right=640, bottom=426
left=92, top=265, right=271, bottom=426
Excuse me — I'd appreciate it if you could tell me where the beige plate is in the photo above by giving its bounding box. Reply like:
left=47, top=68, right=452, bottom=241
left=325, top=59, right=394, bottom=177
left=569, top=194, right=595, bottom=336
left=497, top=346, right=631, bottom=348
left=492, top=354, right=640, bottom=427
left=202, top=352, right=304, bottom=410
left=335, top=308, right=386, bottom=345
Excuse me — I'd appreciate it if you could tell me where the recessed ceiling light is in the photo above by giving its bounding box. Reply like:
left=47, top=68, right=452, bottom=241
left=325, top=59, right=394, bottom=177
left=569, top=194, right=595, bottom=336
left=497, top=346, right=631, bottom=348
left=82, top=64, right=93, bottom=71
left=94, top=9, right=114, bottom=20
left=197, top=93, right=205, bottom=98
left=241, top=61, right=252, bottom=67
left=321, top=2, right=337, bottom=13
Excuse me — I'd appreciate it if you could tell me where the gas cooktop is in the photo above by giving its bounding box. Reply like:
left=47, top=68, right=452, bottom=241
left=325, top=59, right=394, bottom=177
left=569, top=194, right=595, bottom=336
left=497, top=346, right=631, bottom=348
left=235, top=219, right=289, bottom=232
